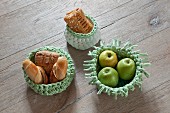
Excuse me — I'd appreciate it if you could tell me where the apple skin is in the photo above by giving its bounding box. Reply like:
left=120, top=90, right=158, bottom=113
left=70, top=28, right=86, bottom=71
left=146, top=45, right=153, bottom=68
left=99, top=50, right=118, bottom=67
left=98, top=67, right=119, bottom=87
left=116, top=58, right=136, bottom=80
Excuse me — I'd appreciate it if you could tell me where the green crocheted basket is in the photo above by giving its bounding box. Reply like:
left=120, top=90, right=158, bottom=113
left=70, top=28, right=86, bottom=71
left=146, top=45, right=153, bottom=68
left=22, top=46, right=75, bottom=96
left=84, top=40, right=150, bottom=99
left=64, top=15, right=101, bottom=50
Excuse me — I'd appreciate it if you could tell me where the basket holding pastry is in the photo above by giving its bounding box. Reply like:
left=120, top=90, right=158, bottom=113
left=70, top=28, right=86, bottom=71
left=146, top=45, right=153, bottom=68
left=64, top=8, right=101, bottom=50
left=22, top=46, right=75, bottom=95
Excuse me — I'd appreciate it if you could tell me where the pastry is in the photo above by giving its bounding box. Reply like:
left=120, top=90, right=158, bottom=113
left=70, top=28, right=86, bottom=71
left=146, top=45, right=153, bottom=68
left=37, top=66, right=48, bottom=84
left=64, top=8, right=93, bottom=34
left=49, top=56, right=68, bottom=83
left=23, top=52, right=68, bottom=84
left=49, top=71, right=59, bottom=83
left=23, top=59, right=43, bottom=84
left=52, top=56, right=68, bottom=81
left=35, top=51, right=59, bottom=75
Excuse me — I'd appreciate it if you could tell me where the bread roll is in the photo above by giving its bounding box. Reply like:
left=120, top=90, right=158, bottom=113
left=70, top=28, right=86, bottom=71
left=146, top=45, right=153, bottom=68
left=35, top=51, right=59, bottom=75
left=52, top=56, right=68, bottom=80
left=22, top=59, right=43, bottom=84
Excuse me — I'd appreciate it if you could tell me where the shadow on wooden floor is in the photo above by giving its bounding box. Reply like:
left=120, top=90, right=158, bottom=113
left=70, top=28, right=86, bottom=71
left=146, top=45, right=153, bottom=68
left=26, top=78, right=77, bottom=113
left=93, top=87, right=160, bottom=113
left=66, top=41, right=100, bottom=72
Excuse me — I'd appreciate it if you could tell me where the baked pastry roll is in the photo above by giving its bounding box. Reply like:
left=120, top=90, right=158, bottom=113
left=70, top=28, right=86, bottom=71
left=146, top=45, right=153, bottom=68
left=64, top=8, right=93, bottom=34
left=35, top=51, right=59, bottom=75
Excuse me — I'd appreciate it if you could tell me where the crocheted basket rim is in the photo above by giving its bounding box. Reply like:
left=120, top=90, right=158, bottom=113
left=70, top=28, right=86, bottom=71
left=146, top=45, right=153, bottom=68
left=22, top=46, right=75, bottom=96
left=83, top=40, right=150, bottom=99
left=66, top=15, right=98, bottom=38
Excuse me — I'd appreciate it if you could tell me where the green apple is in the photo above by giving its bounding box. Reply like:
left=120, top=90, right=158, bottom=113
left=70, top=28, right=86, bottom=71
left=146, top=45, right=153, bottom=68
left=99, top=50, right=118, bottom=67
left=117, top=58, right=136, bottom=80
left=98, top=67, right=119, bottom=87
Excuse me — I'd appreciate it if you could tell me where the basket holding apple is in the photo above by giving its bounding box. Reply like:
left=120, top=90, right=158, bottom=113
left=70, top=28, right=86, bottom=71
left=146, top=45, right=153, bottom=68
left=84, top=40, right=150, bottom=99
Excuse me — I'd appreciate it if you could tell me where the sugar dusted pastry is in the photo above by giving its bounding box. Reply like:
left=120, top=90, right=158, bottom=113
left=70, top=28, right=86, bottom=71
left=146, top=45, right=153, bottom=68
left=35, top=51, right=59, bottom=75
left=64, top=8, right=93, bottom=34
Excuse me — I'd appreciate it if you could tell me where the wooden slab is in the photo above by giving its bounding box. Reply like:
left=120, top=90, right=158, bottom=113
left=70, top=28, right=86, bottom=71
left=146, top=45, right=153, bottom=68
left=0, top=0, right=170, bottom=112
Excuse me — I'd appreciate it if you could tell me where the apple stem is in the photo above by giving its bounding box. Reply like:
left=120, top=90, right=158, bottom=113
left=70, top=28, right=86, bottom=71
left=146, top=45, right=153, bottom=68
left=125, top=59, right=130, bottom=64
left=108, top=53, right=112, bottom=58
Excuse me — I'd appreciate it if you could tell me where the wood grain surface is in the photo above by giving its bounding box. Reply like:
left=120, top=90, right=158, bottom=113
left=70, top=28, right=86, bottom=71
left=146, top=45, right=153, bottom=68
left=0, top=0, right=170, bottom=113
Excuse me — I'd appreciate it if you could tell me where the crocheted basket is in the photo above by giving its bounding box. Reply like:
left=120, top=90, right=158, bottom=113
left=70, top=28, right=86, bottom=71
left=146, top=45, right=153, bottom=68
left=64, top=15, right=101, bottom=50
left=22, top=46, right=75, bottom=96
left=83, top=40, right=150, bottom=99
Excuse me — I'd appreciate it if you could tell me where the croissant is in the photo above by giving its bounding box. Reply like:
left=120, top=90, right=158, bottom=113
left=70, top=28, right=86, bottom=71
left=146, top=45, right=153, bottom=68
left=35, top=51, right=59, bottom=75
left=22, top=59, right=48, bottom=84
left=51, top=56, right=68, bottom=81
left=64, top=8, right=93, bottom=34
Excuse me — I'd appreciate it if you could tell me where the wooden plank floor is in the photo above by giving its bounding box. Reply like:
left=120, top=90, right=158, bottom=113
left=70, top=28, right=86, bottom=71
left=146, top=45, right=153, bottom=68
left=0, top=0, right=170, bottom=113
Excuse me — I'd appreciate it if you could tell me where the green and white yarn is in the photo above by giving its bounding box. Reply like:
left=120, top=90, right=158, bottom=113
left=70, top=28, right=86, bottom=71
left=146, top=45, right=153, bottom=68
left=64, top=15, right=101, bottom=50
left=22, top=46, right=75, bottom=96
left=83, top=40, right=150, bottom=99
